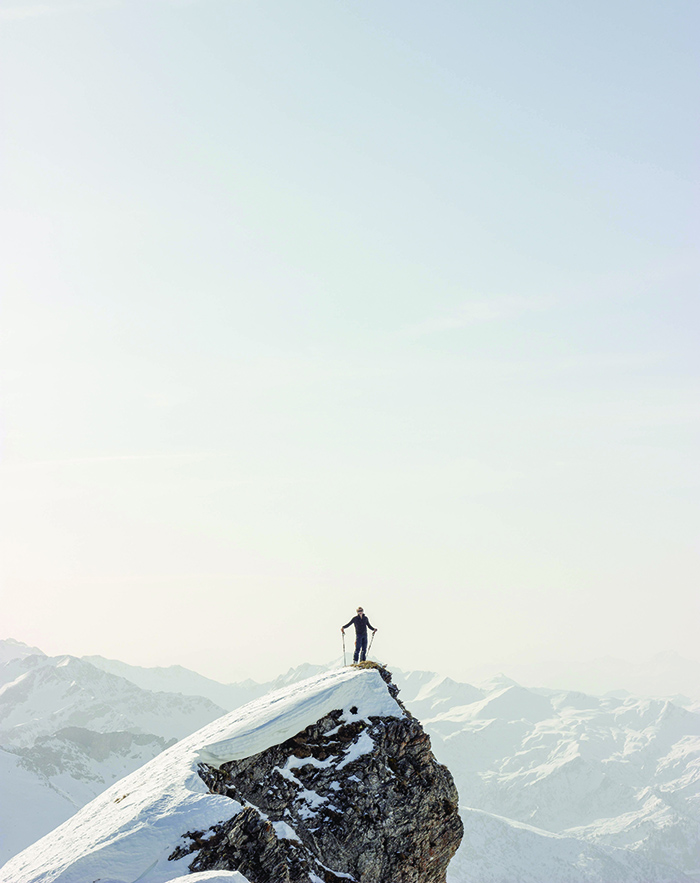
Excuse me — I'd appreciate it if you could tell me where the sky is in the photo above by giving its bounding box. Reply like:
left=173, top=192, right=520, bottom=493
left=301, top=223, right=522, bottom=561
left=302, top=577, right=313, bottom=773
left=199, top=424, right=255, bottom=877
left=0, top=0, right=698, bottom=683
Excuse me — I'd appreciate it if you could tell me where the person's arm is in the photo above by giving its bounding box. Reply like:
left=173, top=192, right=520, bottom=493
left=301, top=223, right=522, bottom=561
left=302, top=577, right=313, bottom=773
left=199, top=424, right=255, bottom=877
left=341, top=618, right=354, bottom=631
left=365, top=617, right=376, bottom=631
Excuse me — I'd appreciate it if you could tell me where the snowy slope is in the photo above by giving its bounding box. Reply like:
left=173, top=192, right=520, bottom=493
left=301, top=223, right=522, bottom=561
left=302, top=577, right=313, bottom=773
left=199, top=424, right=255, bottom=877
left=0, top=748, right=77, bottom=863
left=0, top=666, right=402, bottom=883
left=449, top=808, right=693, bottom=883
left=0, top=654, right=226, bottom=746
left=0, top=730, right=170, bottom=864
left=0, top=652, right=229, bottom=864
left=418, top=680, right=700, bottom=880
left=0, top=639, right=45, bottom=667
left=11, top=727, right=175, bottom=806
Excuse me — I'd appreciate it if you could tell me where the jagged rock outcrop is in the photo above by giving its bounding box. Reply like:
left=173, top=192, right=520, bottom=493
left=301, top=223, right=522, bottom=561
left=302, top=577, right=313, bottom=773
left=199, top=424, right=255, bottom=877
left=0, top=663, right=462, bottom=883
left=169, top=665, right=463, bottom=883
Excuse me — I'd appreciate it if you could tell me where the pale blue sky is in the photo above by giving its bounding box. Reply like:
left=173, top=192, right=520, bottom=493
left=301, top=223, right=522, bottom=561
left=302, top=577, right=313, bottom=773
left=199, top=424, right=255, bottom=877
left=1, top=0, right=698, bottom=680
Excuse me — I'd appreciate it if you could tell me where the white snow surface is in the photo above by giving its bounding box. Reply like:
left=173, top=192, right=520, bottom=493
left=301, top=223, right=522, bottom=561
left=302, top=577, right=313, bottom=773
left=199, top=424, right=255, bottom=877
left=0, top=748, right=78, bottom=863
left=448, top=807, right=695, bottom=883
left=0, top=666, right=402, bottom=883
left=165, top=874, right=250, bottom=883
left=337, top=728, right=375, bottom=769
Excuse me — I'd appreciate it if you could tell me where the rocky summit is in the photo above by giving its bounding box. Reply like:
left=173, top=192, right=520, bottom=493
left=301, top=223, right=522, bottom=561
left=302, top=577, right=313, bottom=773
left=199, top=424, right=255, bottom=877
left=0, top=663, right=463, bottom=883
left=173, top=665, right=463, bottom=882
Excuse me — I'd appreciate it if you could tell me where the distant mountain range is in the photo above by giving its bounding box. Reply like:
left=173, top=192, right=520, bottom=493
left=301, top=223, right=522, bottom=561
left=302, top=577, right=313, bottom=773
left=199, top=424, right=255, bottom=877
left=395, top=669, right=700, bottom=880
left=0, top=642, right=226, bottom=862
left=1, top=637, right=699, bottom=882
left=83, top=654, right=330, bottom=711
left=461, top=652, right=700, bottom=704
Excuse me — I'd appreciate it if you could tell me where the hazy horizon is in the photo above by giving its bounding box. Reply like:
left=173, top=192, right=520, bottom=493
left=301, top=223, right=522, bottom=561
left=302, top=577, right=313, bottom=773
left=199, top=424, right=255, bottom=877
left=4, top=633, right=700, bottom=699
left=1, top=1, right=698, bottom=683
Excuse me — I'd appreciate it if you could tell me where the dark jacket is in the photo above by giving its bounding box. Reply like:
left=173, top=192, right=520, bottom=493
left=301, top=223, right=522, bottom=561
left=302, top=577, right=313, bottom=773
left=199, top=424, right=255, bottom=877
left=343, top=614, right=375, bottom=638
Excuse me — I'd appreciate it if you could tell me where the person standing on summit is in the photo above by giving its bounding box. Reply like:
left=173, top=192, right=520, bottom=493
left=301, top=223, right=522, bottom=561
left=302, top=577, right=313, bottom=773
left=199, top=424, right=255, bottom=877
left=342, top=607, right=377, bottom=664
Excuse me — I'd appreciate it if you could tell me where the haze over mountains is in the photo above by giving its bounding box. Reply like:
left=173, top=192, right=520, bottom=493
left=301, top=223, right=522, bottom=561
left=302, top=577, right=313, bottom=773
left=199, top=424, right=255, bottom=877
left=461, top=653, right=700, bottom=706
left=1, top=638, right=699, bottom=882
left=86, top=646, right=700, bottom=707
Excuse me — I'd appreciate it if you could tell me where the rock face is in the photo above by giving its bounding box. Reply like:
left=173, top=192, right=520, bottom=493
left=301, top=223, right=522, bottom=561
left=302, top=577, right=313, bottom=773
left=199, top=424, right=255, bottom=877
left=0, top=664, right=462, bottom=883
left=170, top=665, right=463, bottom=883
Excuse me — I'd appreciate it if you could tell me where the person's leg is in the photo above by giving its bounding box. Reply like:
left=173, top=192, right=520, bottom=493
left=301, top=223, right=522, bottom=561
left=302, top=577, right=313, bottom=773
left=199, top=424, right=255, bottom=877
left=353, top=637, right=360, bottom=664
left=359, top=633, right=368, bottom=662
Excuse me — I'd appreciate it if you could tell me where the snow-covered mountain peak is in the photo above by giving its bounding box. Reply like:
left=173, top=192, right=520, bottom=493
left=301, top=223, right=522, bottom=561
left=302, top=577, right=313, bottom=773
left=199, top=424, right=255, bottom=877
left=478, top=673, right=521, bottom=692
left=392, top=668, right=485, bottom=721
left=189, top=665, right=404, bottom=766
left=427, top=682, right=554, bottom=731
left=0, top=653, right=226, bottom=747
left=1, top=665, right=463, bottom=883
left=549, top=690, right=603, bottom=712
left=268, top=660, right=336, bottom=690
left=0, top=640, right=45, bottom=667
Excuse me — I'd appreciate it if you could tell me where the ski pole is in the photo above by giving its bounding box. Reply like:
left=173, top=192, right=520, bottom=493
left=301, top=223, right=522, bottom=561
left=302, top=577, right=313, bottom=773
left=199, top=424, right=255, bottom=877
left=342, top=631, right=346, bottom=666
left=368, top=630, right=376, bottom=657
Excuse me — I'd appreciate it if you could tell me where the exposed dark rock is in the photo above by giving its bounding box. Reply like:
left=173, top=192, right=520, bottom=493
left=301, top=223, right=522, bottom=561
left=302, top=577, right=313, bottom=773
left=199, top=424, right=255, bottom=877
left=169, top=664, right=463, bottom=883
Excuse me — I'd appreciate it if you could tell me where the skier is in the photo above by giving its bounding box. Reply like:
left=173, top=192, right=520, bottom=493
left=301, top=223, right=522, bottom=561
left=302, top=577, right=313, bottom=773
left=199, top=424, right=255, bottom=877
left=341, top=607, right=377, bottom=664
